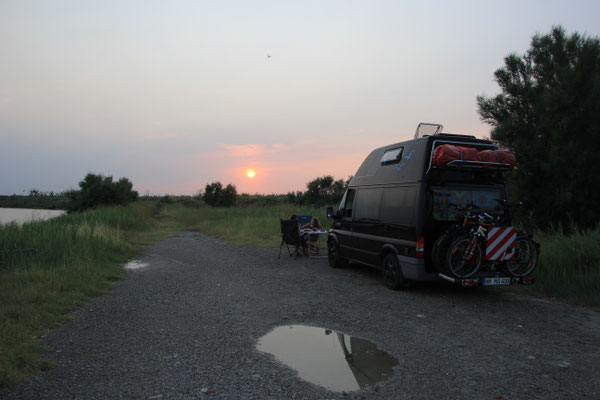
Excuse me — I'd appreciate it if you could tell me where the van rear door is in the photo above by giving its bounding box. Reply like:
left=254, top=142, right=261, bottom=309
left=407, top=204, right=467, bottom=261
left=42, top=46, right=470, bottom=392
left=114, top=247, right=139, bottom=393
left=430, top=186, right=506, bottom=222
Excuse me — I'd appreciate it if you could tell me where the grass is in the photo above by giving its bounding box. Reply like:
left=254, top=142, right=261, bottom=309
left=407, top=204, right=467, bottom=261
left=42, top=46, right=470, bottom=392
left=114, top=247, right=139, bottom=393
left=159, top=202, right=329, bottom=248
left=1, top=198, right=598, bottom=388
left=0, top=201, right=168, bottom=388
left=505, top=226, right=600, bottom=307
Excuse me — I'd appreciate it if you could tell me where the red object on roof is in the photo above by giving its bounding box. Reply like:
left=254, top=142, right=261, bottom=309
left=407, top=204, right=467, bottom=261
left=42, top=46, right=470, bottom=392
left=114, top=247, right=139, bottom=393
left=433, top=145, right=516, bottom=168
left=433, top=145, right=480, bottom=167
left=479, top=150, right=517, bottom=166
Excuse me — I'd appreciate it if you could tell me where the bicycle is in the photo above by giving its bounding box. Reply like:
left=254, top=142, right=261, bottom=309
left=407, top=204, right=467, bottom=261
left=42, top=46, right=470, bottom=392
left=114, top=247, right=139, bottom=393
left=433, top=201, right=539, bottom=279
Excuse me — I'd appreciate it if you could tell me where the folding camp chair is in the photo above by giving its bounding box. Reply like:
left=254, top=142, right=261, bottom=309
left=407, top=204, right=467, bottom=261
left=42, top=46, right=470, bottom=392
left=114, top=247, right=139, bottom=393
left=298, top=215, right=312, bottom=227
left=278, top=219, right=307, bottom=258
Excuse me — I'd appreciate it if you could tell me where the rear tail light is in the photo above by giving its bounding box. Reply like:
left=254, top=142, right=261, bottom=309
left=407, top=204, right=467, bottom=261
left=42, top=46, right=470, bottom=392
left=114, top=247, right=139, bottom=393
left=416, top=236, right=425, bottom=259
left=461, top=279, right=476, bottom=287
left=521, top=277, right=535, bottom=285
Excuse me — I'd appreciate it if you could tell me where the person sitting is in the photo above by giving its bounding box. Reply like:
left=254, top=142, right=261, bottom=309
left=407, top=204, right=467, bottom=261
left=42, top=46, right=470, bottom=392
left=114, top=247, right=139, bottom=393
left=289, top=214, right=308, bottom=253
left=300, top=217, right=323, bottom=253
left=301, top=216, right=322, bottom=231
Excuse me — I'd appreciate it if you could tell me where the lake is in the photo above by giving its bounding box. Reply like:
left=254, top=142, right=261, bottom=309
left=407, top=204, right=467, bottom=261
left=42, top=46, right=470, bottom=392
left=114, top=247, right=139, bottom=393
left=0, top=208, right=66, bottom=226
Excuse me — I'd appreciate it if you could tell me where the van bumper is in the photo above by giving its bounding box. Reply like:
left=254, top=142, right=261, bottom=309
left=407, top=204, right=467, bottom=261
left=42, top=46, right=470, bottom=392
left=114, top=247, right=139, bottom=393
left=396, top=255, right=440, bottom=282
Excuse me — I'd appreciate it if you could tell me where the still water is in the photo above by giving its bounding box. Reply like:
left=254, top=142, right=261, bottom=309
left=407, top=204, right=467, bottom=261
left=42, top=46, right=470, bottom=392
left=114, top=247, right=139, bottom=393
left=257, top=325, right=398, bottom=392
left=0, top=208, right=66, bottom=226
left=124, top=260, right=149, bottom=270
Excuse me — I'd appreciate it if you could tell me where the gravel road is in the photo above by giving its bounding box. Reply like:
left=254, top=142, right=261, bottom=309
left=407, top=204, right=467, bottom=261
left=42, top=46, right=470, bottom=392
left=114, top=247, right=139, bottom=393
left=2, top=232, right=599, bottom=400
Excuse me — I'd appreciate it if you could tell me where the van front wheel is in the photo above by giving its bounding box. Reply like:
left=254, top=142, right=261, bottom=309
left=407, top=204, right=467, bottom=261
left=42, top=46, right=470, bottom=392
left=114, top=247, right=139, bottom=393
left=328, top=240, right=343, bottom=268
left=382, top=253, right=407, bottom=290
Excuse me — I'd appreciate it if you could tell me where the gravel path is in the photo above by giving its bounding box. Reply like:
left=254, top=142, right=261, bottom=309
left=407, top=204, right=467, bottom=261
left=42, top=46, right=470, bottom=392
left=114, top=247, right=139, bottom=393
left=2, top=232, right=599, bottom=400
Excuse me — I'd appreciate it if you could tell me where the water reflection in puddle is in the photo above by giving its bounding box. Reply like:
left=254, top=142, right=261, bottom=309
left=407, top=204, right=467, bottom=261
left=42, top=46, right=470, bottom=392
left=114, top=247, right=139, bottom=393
left=124, top=260, right=149, bottom=270
left=257, top=325, right=398, bottom=392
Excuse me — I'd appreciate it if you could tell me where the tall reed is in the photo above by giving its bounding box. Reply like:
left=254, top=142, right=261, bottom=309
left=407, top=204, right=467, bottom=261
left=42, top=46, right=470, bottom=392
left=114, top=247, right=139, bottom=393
left=0, top=204, right=154, bottom=387
left=529, top=226, right=600, bottom=306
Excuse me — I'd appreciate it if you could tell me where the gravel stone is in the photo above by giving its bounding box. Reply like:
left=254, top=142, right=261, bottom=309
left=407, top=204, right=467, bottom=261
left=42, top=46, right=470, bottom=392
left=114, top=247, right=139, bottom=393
left=2, top=232, right=599, bottom=399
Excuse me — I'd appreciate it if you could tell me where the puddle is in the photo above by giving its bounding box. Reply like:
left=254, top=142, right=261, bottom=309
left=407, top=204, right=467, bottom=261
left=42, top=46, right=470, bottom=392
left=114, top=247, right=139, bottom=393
left=124, top=260, right=149, bottom=270
left=256, top=325, right=398, bottom=392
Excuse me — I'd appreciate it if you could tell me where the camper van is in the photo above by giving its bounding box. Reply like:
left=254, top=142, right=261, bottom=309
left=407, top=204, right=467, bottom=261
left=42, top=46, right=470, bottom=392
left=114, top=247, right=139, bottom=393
left=326, top=124, right=536, bottom=289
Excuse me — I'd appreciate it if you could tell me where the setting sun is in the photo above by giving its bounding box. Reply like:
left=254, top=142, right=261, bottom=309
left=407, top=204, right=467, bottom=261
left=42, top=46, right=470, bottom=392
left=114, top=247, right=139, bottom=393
left=247, top=170, right=255, bottom=178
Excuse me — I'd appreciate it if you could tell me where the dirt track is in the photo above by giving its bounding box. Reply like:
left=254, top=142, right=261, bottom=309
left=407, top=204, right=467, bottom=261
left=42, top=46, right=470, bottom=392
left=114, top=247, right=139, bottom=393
left=2, top=232, right=599, bottom=399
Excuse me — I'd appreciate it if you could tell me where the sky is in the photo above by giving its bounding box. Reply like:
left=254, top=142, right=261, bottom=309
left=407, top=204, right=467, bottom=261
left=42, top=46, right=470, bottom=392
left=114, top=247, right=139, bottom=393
left=1, top=0, right=599, bottom=196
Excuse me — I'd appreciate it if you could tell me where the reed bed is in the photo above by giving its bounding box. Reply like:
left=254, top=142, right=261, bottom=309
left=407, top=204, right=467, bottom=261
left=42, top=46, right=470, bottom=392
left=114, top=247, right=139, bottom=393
left=0, top=204, right=156, bottom=387
left=525, top=226, right=600, bottom=306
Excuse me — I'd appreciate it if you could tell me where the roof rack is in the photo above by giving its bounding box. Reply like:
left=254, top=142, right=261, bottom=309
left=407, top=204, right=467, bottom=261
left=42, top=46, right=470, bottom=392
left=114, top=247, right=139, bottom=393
left=444, top=159, right=513, bottom=169
left=433, top=132, right=477, bottom=139
left=425, top=138, right=507, bottom=174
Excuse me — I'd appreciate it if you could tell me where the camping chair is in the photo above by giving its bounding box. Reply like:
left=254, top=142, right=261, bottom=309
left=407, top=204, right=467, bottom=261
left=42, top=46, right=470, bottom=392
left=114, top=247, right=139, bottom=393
left=278, top=219, right=307, bottom=258
left=298, top=215, right=312, bottom=227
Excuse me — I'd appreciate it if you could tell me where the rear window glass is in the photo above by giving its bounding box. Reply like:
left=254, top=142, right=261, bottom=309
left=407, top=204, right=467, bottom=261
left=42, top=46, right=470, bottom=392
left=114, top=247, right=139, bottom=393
left=432, top=188, right=502, bottom=221
left=380, top=148, right=403, bottom=165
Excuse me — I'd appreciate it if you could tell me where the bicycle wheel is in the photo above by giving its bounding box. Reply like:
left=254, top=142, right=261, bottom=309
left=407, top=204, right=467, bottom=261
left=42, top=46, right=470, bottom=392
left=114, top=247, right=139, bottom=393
left=506, top=236, right=538, bottom=277
left=446, top=235, right=482, bottom=278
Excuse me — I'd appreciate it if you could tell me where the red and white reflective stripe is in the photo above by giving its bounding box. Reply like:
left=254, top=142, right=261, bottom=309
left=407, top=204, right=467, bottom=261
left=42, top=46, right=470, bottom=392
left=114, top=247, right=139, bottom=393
left=486, top=227, right=516, bottom=260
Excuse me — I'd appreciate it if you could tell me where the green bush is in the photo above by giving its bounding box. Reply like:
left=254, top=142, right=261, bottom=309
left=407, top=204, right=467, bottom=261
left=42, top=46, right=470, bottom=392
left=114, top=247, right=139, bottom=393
left=202, top=182, right=237, bottom=207
left=67, top=173, right=138, bottom=211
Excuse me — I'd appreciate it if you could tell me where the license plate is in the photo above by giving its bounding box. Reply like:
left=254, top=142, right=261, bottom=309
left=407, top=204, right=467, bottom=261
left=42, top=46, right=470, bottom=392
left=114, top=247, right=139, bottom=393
left=482, top=277, right=511, bottom=286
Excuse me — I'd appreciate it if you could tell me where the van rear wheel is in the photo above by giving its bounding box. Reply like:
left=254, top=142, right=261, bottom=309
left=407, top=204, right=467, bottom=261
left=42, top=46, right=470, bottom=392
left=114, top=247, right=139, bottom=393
left=382, top=253, right=408, bottom=290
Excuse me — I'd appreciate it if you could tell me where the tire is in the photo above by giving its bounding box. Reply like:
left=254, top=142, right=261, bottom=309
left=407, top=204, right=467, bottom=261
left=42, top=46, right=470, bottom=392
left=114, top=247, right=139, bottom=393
left=327, top=239, right=343, bottom=268
left=446, top=235, right=482, bottom=278
left=506, top=236, right=538, bottom=277
left=381, top=253, right=407, bottom=290
left=431, top=227, right=466, bottom=273
left=432, top=234, right=452, bottom=273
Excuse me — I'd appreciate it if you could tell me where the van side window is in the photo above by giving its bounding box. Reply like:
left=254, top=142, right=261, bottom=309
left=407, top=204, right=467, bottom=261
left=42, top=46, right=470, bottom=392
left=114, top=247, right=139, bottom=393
left=340, top=189, right=356, bottom=218
left=380, top=186, right=416, bottom=225
left=380, top=148, right=404, bottom=165
left=354, top=188, right=382, bottom=220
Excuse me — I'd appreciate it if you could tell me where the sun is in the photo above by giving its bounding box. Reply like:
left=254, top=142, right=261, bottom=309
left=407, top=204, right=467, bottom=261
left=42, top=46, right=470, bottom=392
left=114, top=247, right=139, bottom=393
left=247, top=170, right=255, bottom=178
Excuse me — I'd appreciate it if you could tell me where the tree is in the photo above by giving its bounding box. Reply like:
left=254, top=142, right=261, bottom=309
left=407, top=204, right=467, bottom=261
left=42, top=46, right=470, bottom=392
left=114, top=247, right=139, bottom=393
left=202, top=181, right=237, bottom=207
left=68, top=173, right=138, bottom=211
left=477, top=26, right=600, bottom=229
left=304, top=175, right=349, bottom=206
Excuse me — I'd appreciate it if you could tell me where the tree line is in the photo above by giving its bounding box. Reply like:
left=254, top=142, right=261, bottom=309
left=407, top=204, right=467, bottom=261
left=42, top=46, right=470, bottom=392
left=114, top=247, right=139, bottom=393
left=200, top=175, right=350, bottom=207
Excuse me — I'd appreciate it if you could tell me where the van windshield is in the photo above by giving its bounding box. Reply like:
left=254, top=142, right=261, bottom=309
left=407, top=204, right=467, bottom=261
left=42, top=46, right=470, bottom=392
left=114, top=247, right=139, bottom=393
left=432, top=188, right=502, bottom=221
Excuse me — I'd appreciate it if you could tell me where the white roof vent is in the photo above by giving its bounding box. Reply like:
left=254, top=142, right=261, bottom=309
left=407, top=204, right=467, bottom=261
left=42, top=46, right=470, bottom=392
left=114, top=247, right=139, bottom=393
left=414, top=122, right=443, bottom=139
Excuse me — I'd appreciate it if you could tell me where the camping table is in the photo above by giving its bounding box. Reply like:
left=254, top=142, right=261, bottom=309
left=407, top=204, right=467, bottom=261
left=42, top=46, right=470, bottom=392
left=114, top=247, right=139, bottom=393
left=303, top=229, right=329, bottom=259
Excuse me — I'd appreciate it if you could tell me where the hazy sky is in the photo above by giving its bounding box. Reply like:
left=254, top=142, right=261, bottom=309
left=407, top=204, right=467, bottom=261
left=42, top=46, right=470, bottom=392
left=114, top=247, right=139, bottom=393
left=1, top=1, right=599, bottom=195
